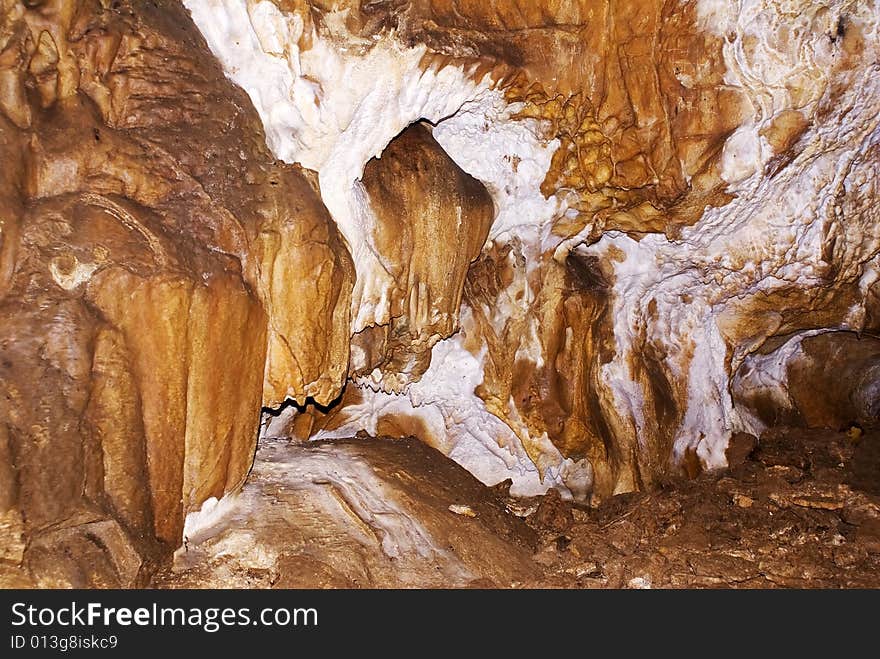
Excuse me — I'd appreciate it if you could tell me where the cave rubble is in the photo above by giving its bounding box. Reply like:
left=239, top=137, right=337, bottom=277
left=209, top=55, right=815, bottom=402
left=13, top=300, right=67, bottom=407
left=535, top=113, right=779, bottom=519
left=157, top=426, right=880, bottom=589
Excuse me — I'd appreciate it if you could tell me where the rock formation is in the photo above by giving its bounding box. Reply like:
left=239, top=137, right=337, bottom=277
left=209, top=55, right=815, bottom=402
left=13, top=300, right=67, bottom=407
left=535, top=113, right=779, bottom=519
left=0, top=0, right=352, bottom=584
left=1, top=0, right=878, bottom=585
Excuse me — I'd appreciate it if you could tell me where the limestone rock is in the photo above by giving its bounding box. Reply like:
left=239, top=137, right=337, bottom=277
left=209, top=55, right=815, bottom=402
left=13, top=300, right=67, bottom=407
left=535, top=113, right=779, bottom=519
left=157, top=437, right=538, bottom=588
left=734, top=333, right=880, bottom=432
left=0, top=0, right=351, bottom=574
left=532, top=488, right=574, bottom=534
left=355, top=122, right=494, bottom=390
left=726, top=432, right=758, bottom=470
left=2, top=0, right=880, bottom=587
left=25, top=516, right=144, bottom=588
left=189, top=0, right=879, bottom=501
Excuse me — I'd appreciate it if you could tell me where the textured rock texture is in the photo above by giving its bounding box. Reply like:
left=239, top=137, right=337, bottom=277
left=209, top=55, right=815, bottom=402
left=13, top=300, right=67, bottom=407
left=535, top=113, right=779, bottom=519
left=2, top=0, right=879, bottom=586
left=0, top=0, right=352, bottom=583
left=157, top=427, right=880, bottom=589
left=200, top=0, right=879, bottom=499
left=525, top=426, right=880, bottom=588
left=156, top=437, right=538, bottom=588
left=734, top=332, right=880, bottom=431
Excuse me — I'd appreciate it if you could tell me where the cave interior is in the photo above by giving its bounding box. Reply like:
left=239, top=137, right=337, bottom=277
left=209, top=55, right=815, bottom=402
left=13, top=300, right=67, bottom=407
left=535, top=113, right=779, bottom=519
left=0, top=0, right=879, bottom=589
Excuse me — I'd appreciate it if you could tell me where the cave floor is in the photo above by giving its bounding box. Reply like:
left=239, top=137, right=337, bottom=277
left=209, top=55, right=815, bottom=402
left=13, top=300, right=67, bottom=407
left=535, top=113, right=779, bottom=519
left=154, top=437, right=540, bottom=588
left=154, top=426, right=880, bottom=589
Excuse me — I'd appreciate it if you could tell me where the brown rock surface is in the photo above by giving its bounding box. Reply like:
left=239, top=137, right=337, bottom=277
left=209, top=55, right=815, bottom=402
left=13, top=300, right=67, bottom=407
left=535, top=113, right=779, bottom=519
left=523, top=427, right=880, bottom=588
left=734, top=332, right=880, bottom=432
left=154, top=427, right=880, bottom=589
left=212, top=0, right=878, bottom=503
left=0, top=0, right=352, bottom=582
left=2, top=0, right=879, bottom=589
left=154, top=437, right=539, bottom=589
left=355, top=122, right=494, bottom=388
left=532, top=487, right=574, bottom=534
left=312, top=0, right=747, bottom=231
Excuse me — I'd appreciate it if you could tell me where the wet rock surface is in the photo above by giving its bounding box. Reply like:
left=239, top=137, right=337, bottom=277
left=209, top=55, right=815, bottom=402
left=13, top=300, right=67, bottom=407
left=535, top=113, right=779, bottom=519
left=0, top=0, right=351, bottom=573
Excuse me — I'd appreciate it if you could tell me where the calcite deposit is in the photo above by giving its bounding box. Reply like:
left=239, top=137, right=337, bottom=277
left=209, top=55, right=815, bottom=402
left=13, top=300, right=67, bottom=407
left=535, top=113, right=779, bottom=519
left=218, top=0, right=879, bottom=498
left=0, top=0, right=878, bottom=586
left=0, top=0, right=352, bottom=581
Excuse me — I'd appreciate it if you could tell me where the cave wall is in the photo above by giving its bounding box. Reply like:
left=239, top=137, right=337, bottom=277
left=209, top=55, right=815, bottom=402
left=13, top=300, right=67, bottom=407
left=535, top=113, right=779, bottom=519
left=2, top=0, right=880, bottom=582
left=734, top=331, right=880, bottom=431
left=193, top=0, right=879, bottom=499
left=0, top=0, right=355, bottom=583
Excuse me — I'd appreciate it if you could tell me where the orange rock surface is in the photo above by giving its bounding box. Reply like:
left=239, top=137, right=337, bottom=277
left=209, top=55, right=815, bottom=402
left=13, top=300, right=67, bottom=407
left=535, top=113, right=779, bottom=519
left=2, top=0, right=879, bottom=586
